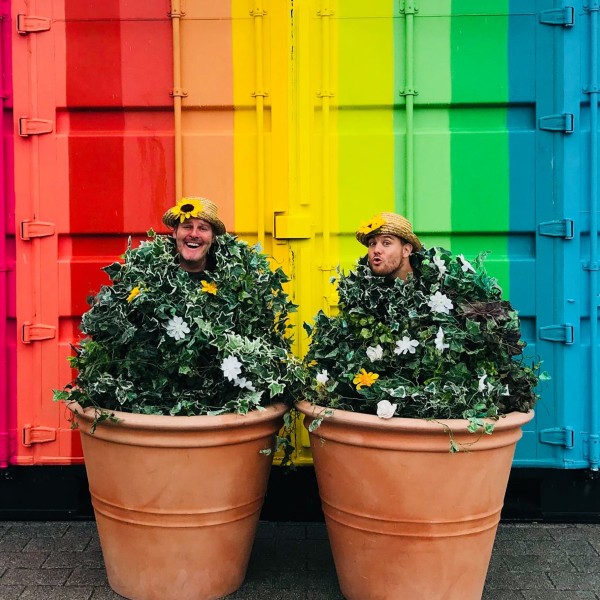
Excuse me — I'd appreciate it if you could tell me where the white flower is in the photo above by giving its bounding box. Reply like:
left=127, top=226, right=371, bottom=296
left=394, top=336, right=419, bottom=355
left=234, top=377, right=255, bottom=391
left=502, top=385, right=510, bottom=396
left=377, top=400, right=397, bottom=419
left=165, top=315, right=190, bottom=340
left=458, top=254, right=476, bottom=273
left=221, top=356, right=242, bottom=381
left=366, top=345, right=383, bottom=362
left=316, top=370, right=329, bottom=386
left=434, top=327, right=450, bottom=353
left=432, top=254, right=447, bottom=278
left=478, top=373, right=488, bottom=393
left=427, top=291, right=453, bottom=314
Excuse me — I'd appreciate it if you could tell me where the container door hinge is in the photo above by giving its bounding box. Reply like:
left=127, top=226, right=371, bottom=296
left=540, top=427, right=574, bottom=449
left=539, top=7, right=575, bottom=26
left=18, top=117, right=53, bottom=137
left=16, top=14, right=51, bottom=34
left=20, top=220, right=55, bottom=240
left=21, top=322, right=56, bottom=344
left=539, top=113, right=574, bottom=133
left=538, top=219, right=574, bottom=239
left=539, top=324, right=574, bottom=344
left=22, top=425, right=57, bottom=447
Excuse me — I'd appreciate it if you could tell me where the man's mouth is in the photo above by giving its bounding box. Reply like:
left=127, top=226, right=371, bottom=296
left=185, top=241, right=201, bottom=249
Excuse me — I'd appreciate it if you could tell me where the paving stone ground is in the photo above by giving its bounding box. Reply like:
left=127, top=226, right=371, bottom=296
left=0, top=521, right=599, bottom=599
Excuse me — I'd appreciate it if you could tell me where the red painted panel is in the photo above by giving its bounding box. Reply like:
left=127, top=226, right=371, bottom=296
left=13, top=0, right=174, bottom=464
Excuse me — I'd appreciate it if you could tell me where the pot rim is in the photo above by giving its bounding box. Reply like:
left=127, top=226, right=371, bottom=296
left=67, top=401, right=288, bottom=432
left=295, top=400, right=534, bottom=433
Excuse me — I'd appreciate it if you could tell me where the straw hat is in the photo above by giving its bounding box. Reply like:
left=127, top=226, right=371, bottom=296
left=162, top=197, right=226, bottom=235
left=355, top=212, right=422, bottom=251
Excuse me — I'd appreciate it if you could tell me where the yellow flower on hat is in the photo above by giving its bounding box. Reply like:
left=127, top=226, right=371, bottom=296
left=356, top=215, right=386, bottom=236
left=200, top=280, right=217, bottom=295
left=171, top=197, right=204, bottom=223
left=353, top=368, right=379, bottom=390
left=127, top=286, right=141, bottom=303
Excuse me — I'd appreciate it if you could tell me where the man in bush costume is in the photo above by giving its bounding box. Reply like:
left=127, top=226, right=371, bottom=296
left=356, top=212, right=423, bottom=280
left=162, top=196, right=226, bottom=276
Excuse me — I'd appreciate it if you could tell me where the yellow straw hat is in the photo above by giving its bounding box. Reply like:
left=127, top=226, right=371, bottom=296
left=355, top=212, right=422, bottom=251
left=162, top=196, right=226, bottom=234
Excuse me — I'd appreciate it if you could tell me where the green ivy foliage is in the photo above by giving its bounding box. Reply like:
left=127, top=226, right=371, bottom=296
left=303, top=248, right=543, bottom=422
left=54, top=232, right=306, bottom=416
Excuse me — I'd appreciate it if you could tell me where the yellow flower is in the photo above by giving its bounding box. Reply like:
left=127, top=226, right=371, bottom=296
left=357, top=215, right=386, bottom=236
left=308, top=360, right=317, bottom=367
left=200, top=280, right=217, bottom=295
left=353, top=368, right=379, bottom=390
left=127, top=286, right=141, bottom=303
left=171, top=197, right=204, bottom=223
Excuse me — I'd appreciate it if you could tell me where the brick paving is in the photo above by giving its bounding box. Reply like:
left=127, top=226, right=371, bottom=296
left=0, top=521, right=599, bottom=599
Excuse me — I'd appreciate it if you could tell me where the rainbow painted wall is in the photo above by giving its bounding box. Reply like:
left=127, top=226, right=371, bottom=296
left=5, top=0, right=593, bottom=468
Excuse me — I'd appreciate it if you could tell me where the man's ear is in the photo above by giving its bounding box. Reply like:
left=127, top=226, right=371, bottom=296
left=402, top=243, right=414, bottom=257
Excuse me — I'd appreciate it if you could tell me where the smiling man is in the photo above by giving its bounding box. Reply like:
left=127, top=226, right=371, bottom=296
left=162, top=197, right=226, bottom=276
left=355, top=212, right=423, bottom=280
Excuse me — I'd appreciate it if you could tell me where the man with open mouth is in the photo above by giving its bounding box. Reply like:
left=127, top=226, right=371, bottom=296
left=355, top=212, right=423, bottom=281
left=162, top=197, right=226, bottom=278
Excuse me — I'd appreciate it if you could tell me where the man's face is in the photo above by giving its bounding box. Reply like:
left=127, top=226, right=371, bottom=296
left=173, top=218, right=215, bottom=272
left=367, top=234, right=413, bottom=279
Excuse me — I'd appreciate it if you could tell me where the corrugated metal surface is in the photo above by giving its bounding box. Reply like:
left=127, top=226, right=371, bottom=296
left=5, top=0, right=598, bottom=470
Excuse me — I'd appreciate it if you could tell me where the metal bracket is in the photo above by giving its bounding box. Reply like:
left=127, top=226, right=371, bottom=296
left=399, top=88, right=419, bottom=97
left=18, top=117, right=53, bottom=137
left=22, top=425, right=57, bottom=447
left=170, top=88, right=188, bottom=98
left=583, top=261, right=600, bottom=271
left=22, top=322, right=56, bottom=344
left=540, top=427, right=574, bottom=449
left=168, top=0, right=185, bottom=18
left=539, top=113, right=574, bottom=133
left=20, top=220, right=55, bottom=240
left=399, top=0, right=419, bottom=14
left=539, top=7, right=575, bottom=26
left=16, top=14, right=51, bottom=34
left=538, top=219, right=574, bottom=239
left=539, top=324, right=574, bottom=344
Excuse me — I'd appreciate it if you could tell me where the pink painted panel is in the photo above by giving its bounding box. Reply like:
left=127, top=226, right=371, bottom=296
left=1, top=0, right=15, bottom=467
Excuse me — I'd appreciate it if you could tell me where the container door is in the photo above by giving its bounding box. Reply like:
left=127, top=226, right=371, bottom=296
left=289, top=0, right=570, bottom=466
left=11, top=0, right=174, bottom=464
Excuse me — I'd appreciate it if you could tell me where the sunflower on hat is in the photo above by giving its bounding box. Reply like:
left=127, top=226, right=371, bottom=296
left=356, top=215, right=387, bottom=237
left=170, top=198, right=204, bottom=223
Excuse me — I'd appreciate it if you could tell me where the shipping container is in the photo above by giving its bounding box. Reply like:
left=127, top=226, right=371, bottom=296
left=2, top=0, right=600, bottom=517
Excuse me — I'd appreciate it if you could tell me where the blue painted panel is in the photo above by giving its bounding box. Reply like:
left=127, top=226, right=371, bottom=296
left=510, top=1, right=600, bottom=469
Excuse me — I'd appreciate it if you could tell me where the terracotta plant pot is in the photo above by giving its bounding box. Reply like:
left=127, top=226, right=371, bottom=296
left=70, top=402, right=287, bottom=600
left=297, top=401, right=534, bottom=600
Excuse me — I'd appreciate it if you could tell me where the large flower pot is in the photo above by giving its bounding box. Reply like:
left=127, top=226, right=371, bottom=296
left=297, top=401, right=534, bottom=600
left=71, top=402, right=287, bottom=600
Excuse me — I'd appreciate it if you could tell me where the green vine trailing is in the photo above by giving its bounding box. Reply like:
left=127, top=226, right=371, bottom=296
left=54, top=232, right=306, bottom=422
left=303, top=248, right=545, bottom=441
